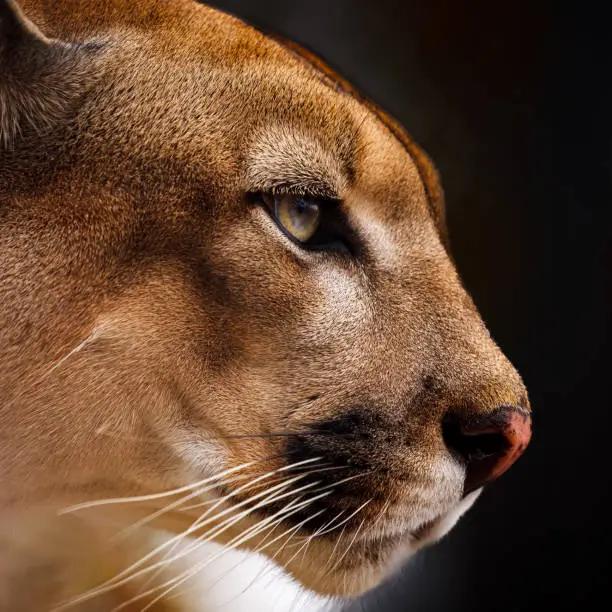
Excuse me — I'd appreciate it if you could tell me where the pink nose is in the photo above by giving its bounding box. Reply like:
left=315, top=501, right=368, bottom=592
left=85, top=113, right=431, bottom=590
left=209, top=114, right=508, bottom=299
left=443, top=406, right=532, bottom=494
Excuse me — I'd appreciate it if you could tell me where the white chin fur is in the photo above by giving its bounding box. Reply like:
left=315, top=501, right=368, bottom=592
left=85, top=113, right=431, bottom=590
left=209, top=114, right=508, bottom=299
left=148, top=491, right=480, bottom=611
left=383, top=488, right=482, bottom=582
left=420, top=488, right=482, bottom=545
left=149, top=534, right=334, bottom=612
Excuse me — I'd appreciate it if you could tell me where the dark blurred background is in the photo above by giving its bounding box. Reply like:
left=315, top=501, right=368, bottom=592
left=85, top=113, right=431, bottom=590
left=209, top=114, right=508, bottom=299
left=208, top=1, right=611, bottom=610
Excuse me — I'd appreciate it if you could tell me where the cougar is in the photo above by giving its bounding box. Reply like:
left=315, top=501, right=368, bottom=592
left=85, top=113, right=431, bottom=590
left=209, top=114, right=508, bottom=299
left=0, top=0, right=531, bottom=610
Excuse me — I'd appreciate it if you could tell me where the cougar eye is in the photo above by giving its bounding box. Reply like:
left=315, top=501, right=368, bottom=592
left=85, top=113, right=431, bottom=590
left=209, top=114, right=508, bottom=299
left=258, top=193, right=352, bottom=253
left=267, top=193, right=321, bottom=242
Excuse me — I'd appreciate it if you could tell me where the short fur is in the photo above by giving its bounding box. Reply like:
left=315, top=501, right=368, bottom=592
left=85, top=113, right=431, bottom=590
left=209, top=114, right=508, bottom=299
left=0, top=1, right=530, bottom=609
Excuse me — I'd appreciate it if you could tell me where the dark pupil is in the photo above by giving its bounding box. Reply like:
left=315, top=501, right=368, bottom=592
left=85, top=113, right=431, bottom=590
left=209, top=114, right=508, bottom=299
left=296, top=198, right=308, bottom=215
left=291, top=198, right=316, bottom=229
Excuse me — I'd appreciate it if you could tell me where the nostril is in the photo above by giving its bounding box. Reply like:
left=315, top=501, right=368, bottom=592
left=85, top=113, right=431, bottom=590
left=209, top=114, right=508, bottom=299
left=442, top=406, right=532, bottom=495
left=442, top=423, right=509, bottom=463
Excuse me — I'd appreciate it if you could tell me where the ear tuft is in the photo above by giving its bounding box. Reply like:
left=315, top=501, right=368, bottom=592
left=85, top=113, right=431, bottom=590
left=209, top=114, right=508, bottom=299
left=0, top=0, right=91, bottom=148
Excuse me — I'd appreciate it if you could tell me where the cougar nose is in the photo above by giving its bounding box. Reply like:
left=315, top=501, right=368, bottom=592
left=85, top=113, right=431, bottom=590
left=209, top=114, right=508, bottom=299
left=442, top=406, right=532, bottom=494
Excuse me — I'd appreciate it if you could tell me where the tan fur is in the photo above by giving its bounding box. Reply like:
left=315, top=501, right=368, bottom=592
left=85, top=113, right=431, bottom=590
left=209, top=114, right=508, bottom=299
left=0, top=0, right=530, bottom=609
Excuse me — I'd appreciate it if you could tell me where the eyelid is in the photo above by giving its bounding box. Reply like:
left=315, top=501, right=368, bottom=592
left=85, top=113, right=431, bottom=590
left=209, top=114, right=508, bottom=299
left=258, top=192, right=342, bottom=218
left=246, top=177, right=341, bottom=200
left=261, top=190, right=340, bottom=205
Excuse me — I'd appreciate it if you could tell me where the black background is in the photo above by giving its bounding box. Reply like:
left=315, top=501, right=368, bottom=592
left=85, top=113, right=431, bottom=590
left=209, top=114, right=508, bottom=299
left=207, top=1, right=611, bottom=610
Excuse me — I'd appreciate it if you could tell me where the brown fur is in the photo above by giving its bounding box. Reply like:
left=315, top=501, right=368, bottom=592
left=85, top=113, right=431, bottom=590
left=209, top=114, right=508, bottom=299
left=0, top=0, right=530, bottom=608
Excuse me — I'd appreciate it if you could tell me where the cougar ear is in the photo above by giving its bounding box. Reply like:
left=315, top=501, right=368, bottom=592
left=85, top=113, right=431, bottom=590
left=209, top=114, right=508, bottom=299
left=0, top=0, right=92, bottom=148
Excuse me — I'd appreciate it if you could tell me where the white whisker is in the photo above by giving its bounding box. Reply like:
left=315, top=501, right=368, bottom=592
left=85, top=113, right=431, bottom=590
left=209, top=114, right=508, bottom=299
left=113, top=472, right=250, bottom=543
left=44, top=328, right=101, bottom=377
left=254, top=507, right=346, bottom=597
left=311, top=498, right=372, bottom=539
left=167, top=497, right=304, bottom=604
left=134, top=476, right=322, bottom=590
left=306, top=471, right=370, bottom=496
left=136, top=496, right=331, bottom=612
left=53, top=460, right=323, bottom=610
left=135, top=471, right=285, bottom=594
left=59, top=460, right=259, bottom=515
left=321, top=499, right=371, bottom=576
left=322, top=523, right=347, bottom=574
left=370, top=499, right=391, bottom=535
left=169, top=498, right=325, bottom=605
left=328, top=512, right=369, bottom=574
left=179, top=456, right=324, bottom=512
left=292, top=509, right=345, bottom=562
left=60, top=455, right=321, bottom=515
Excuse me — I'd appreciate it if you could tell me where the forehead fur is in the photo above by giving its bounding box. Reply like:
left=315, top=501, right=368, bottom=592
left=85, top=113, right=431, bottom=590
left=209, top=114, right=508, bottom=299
left=245, top=125, right=356, bottom=198
left=16, top=0, right=437, bottom=221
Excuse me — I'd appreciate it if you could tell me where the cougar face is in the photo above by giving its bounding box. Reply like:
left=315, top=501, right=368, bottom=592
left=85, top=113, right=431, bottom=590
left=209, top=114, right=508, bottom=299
left=0, top=0, right=531, bottom=600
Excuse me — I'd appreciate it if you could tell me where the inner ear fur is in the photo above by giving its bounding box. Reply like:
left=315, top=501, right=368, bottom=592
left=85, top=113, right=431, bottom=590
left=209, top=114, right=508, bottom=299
left=0, top=0, right=93, bottom=148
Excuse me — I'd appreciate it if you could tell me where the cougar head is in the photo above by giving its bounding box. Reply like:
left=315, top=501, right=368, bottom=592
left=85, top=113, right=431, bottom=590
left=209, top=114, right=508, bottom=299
left=0, top=0, right=531, bottom=599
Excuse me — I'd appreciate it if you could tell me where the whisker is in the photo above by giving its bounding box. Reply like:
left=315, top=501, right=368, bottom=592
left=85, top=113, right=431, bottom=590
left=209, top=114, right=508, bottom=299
left=135, top=479, right=286, bottom=580
left=214, top=506, right=335, bottom=608
left=136, top=496, right=331, bottom=612
left=370, top=499, right=391, bottom=535
left=175, top=457, right=324, bottom=536
left=306, top=470, right=371, bottom=496
left=322, top=523, right=347, bottom=574
left=109, top=492, right=328, bottom=612
left=165, top=493, right=316, bottom=606
left=178, top=463, right=344, bottom=512
left=185, top=461, right=351, bottom=600
left=285, top=508, right=345, bottom=552
left=135, top=472, right=289, bottom=593
left=132, top=476, right=324, bottom=590
left=120, top=512, right=292, bottom=612
left=173, top=479, right=357, bottom=609
left=58, top=460, right=260, bottom=515
left=178, top=472, right=290, bottom=512
left=256, top=507, right=346, bottom=596
left=113, top=471, right=251, bottom=543
left=53, top=460, right=324, bottom=609
left=318, top=499, right=372, bottom=575
left=59, top=454, right=317, bottom=515
left=296, top=510, right=344, bottom=562
left=44, top=327, right=101, bottom=377
left=92, top=428, right=356, bottom=446
left=173, top=505, right=292, bottom=604
left=328, top=509, right=370, bottom=574
left=378, top=502, right=390, bottom=559
left=309, top=498, right=372, bottom=539
left=202, top=431, right=320, bottom=440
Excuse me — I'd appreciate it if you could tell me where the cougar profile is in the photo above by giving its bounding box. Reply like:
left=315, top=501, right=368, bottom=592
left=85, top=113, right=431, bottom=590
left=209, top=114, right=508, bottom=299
left=0, top=0, right=531, bottom=609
